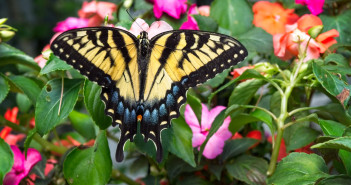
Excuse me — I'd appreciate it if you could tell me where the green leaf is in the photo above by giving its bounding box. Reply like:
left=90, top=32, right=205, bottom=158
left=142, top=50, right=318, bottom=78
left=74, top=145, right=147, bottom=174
left=312, top=62, right=351, bottom=106
left=320, top=10, right=351, bottom=44
left=204, top=69, right=229, bottom=88
left=0, top=138, right=14, bottom=184
left=318, top=119, right=346, bottom=137
left=186, top=93, right=202, bottom=125
left=24, top=128, right=37, bottom=157
left=251, top=109, right=273, bottom=128
left=40, top=54, right=72, bottom=75
left=166, top=155, right=200, bottom=179
left=237, top=27, right=273, bottom=54
left=83, top=80, right=112, bottom=130
left=268, top=153, right=329, bottom=185
left=220, top=138, right=258, bottom=161
left=316, top=103, right=351, bottom=125
left=316, top=175, right=351, bottom=185
left=63, top=131, right=112, bottom=185
left=69, top=110, right=96, bottom=140
left=8, top=76, right=41, bottom=104
left=168, top=117, right=195, bottom=167
left=211, top=0, right=253, bottom=36
left=226, top=155, right=268, bottom=185
left=228, top=113, right=260, bottom=133
left=228, top=79, right=265, bottom=111
left=286, top=127, right=319, bottom=151
left=311, top=136, right=351, bottom=152
left=176, top=176, right=211, bottom=185
left=0, top=74, right=9, bottom=103
left=0, top=43, right=40, bottom=71
left=193, top=15, right=218, bottom=32
left=16, top=93, right=32, bottom=112
left=208, top=164, right=224, bottom=180
left=323, top=54, right=351, bottom=75
left=36, top=78, right=83, bottom=135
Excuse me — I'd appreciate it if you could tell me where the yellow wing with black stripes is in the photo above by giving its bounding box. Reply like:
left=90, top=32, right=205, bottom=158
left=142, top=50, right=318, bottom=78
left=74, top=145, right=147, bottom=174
left=139, top=30, right=247, bottom=162
left=50, top=27, right=142, bottom=161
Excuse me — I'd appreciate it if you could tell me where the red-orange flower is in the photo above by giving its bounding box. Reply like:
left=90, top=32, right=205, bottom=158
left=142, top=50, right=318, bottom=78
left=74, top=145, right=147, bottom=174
left=0, top=107, right=19, bottom=139
left=78, top=1, right=117, bottom=27
left=231, top=65, right=255, bottom=79
left=253, top=1, right=299, bottom=34
left=273, top=14, right=339, bottom=62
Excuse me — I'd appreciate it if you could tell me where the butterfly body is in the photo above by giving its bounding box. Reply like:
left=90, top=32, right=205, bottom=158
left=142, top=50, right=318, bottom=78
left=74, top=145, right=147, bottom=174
left=51, top=26, right=248, bottom=162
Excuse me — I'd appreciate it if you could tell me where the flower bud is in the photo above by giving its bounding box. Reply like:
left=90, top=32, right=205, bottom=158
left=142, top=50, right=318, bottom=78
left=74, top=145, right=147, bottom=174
left=254, top=62, right=276, bottom=75
left=42, top=49, right=52, bottom=60
left=308, top=25, right=323, bottom=39
left=0, top=18, right=7, bottom=25
left=123, top=0, right=133, bottom=9
left=0, top=30, right=15, bottom=42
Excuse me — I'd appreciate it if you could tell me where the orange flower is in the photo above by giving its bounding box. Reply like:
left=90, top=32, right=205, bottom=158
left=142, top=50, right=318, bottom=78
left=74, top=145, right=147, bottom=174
left=253, top=1, right=299, bottom=34
left=273, top=14, right=339, bottom=62
left=78, top=1, right=117, bottom=26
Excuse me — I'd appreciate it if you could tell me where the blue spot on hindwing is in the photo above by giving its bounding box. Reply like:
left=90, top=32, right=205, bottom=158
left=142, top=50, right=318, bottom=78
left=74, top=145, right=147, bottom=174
left=166, top=94, right=175, bottom=107
left=131, top=109, right=136, bottom=122
left=112, top=91, right=118, bottom=104
left=117, top=102, right=124, bottom=115
left=173, top=86, right=180, bottom=95
left=143, top=109, right=151, bottom=123
left=159, top=104, right=167, bottom=117
left=151, top=109, right=158, bottom=125
left=123, top=109, right=130, bottom=124
left=181, top=78, right=188, bottom=85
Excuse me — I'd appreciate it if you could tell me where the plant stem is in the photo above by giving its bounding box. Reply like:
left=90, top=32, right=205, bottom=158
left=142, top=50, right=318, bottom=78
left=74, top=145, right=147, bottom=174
left=288, top=106, right=321, bottom=116
left=0, top=115, right=67, bottom=154
left=111, top=169, right=140, bottom=185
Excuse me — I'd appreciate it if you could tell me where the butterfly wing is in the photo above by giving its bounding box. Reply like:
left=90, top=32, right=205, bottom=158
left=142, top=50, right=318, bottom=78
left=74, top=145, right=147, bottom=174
left=142, top=30, right=248, bottom=161
left=51, top=27, right=141, bottom=161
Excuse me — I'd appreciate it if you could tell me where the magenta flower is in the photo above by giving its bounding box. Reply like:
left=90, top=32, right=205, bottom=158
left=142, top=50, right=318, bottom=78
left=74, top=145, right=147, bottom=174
left=185, top=104, right=232, bottom=159
left=53, top=17, right=89, bottom=32
left=116, top=18, right=173, bottom=39
left=153, top=0, right=187, bottom=19
left=296, top=0, right=325, bottom=15
left=180, top=4, right=199, bottom=30
left=3, top=146, right=42, bottom=185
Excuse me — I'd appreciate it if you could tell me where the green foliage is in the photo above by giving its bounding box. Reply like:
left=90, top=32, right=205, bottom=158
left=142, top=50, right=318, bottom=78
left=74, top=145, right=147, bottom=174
left=0, top=139, right=13, bottom=184
left=63, top=131, right=112, bottom=185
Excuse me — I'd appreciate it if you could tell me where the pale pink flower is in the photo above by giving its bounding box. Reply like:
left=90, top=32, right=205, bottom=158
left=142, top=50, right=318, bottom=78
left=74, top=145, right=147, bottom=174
left=3, top=146, right=42, bottom=185
left=53, top=17, right=89, bottom=32
left=185, top=104, right=232, bottom=159
left=117, top=18, right=173, bottom=39
left=296, top=0, right=325, bottom=15
left=153, top=0, right=187, bottom=19
left=78, top=1, right=117, bottom=26
left=198, top=5, right=210, bottom=16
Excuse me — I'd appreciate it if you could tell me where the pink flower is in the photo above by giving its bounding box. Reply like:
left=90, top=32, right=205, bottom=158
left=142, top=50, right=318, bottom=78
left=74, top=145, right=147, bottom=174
left=53, top=17, right=89, bottom=33
left=296, top=0, right=324, bottom=15
left=153, top=0, right=187, bottom=19
left=180, top=5, right=211, bottom=30
left=3, top=146, right=42, bottom=185
left=185, top=104, right=232, bottom=159
left=78, top=1, right=117, bottom=26
left=117, top=18, right=173, bottom=39
left=230, top=65, right=255, bottom=79
left=273, top=14, right=339, bottom=61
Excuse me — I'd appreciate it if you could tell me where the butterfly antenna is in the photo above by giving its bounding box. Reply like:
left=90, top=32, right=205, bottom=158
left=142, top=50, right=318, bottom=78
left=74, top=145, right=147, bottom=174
left=126, top=9, right=144, bottom=31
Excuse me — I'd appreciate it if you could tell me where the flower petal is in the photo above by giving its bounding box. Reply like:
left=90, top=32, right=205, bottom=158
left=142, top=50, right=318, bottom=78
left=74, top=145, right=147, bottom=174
left=297, top=14, right=322, bottom=33
left=316, top=29, right=339, bottom=53
left=24, top=148, right=42, bottom=175
left=147, top=20, right=173, bottom=39
left=180, top=16, right=199, bottom=30
left=129, top=18, right=149, bottom=37
left=202, top=134, right=226, bottom=159
left=184, top=104, right=201, bottom=133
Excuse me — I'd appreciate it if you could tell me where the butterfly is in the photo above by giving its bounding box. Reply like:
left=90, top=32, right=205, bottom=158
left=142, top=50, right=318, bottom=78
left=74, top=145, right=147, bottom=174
left=50, top=26, right=248, bottom=162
